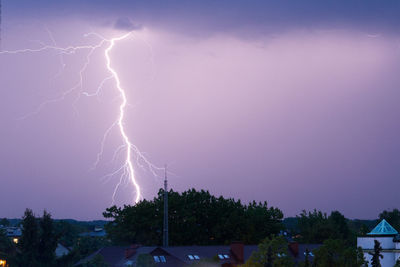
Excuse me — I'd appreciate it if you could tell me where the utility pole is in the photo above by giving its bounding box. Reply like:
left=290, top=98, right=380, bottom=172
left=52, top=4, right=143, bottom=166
left=163, top=165, right=169, bottom=247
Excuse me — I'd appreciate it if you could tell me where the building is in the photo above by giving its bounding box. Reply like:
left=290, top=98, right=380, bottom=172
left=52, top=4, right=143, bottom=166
left=78, top=226, right=107, bottom=237
left=56, top=243, right=71, bottom=258
left=358, top=219, right=400, bottom=266
left=75, top=242, right=320, bottom=267
left=1, top=226, right=21, bottom=244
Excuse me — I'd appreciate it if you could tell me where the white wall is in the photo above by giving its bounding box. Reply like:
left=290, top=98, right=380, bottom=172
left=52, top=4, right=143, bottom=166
left=357, top=237, right=395, bottom=249
left=358, top=237, right=397, bottom=267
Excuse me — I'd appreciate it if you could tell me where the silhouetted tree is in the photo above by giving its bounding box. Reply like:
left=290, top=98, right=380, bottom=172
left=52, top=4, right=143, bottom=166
left=356, top=246, right=368, bottom=267
left=38, top=210, right=58, bottom=266
left=303, top=248, right=310, bottom=267
left=368, top=240, right=383, bottom=267
left=17, top=209, right=40, bottom=266
left=379, top=209, right=400, bottom=231
left=313, top=239, right=357, bottom=267
left=104, top=188, right=283, bottom=246
left=297, top=210, right=352, bottom=244
left=243, top=236, right=294, bottom=267
left=0, top=218, right=9, bottom=227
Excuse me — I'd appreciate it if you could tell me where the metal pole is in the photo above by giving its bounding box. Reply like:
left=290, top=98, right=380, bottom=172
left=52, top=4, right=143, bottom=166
left=163, top=165, right=168, bottom=247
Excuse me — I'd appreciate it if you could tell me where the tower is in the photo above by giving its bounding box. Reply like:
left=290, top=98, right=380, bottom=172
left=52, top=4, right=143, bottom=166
left=163, top=165, right=168, bottom=247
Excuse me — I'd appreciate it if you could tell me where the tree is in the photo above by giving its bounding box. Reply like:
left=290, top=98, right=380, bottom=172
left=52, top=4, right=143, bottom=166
left=0, top=218, right=9, bottom=227
left=379, top=209, right=400, bottom=230
left=136, top=254, right=156, bottom=267
left=356, top=246, right=368, bottom=267
left=368, top=240, right=383, bottom=267
left=296, top=210, right=352, bottom=244
left=104, top=188, right=283, bottom=246
left=38, top=210, right=58, bottom=266
left=243, top=236, right=294, bottom=267
left=0, top=228, right=14, bottom=262
left=13, top=209, right=60, bottom=267
left=16, top=209, right=40, bottom=266
left=313, top=239, right=357, bottom=267
left=299, top=248, right=310, bottom=267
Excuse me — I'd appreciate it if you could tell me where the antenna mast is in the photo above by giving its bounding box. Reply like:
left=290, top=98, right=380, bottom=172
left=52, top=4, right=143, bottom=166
left=163, top=165, right=169, bottom=247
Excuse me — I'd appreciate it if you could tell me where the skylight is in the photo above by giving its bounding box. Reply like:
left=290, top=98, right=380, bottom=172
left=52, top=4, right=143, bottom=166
left=188, top=254, right=200, bottom=260
left=218, top=254, right=229, bottom=259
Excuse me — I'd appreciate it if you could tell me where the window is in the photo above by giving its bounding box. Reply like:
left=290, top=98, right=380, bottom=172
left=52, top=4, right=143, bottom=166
left=218, top=254, right=229, bottom=259
left=304, top=251, right=314, bottom=257
left=153, top=256, right=160, bottom=263
left=194, top=255, right=200, bottom=260
left=188, top=255, right=195, bottom=260
left=159, top=256, right=166, bottom=262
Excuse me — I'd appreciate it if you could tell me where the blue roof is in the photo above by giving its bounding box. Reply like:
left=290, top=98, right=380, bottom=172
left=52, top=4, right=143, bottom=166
left=367, top=219, right=398, bottom=236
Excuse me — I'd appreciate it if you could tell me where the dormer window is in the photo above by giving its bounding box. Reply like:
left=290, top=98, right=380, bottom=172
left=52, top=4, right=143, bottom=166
left=218, top=254, right=229, bottom=259
left=188, top=254, right=200, bottom=260
left=154, top=255, right=167, bottom=263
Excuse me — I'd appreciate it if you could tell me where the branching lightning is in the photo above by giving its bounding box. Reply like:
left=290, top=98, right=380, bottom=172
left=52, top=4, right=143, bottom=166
left=104, top=33, right=140, bottom=203
left=0, top=30, right=162, bottom=204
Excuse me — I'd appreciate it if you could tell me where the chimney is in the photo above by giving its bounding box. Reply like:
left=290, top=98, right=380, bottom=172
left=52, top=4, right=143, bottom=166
left=230, top=241, right=244, bottom=264
left=288, top=242, right=299, bottom=257
left=125, top=245, right=139, bottom=259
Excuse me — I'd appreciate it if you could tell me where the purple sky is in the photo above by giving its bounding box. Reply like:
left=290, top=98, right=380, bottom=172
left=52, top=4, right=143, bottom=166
left=1, top=1, right=400, bottom=220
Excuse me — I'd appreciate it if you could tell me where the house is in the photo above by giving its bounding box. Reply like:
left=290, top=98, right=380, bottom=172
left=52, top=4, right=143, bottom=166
left=75, top=241, right=321, bottom=267
left=1, top=226, right=22, bottom=244
left=79, top=226, right=107, bottom=237
left=56, top=243, right=71, bottom=258
left=358, top=219, right=400, bottom=266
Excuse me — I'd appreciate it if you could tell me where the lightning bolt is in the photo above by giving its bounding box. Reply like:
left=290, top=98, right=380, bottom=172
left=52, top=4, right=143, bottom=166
left=104, top=33, right=140, bottom=203
left=1, top=30, right=162, bottom=204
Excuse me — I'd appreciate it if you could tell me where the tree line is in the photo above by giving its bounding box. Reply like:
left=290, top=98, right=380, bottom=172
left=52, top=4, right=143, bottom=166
left=0, top=209, right=110, bottom=267
left=104, top=188, right=284, bottom=246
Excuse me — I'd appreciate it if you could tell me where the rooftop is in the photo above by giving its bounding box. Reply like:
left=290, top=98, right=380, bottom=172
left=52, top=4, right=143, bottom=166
left=367, top=219, right=398, bottom=236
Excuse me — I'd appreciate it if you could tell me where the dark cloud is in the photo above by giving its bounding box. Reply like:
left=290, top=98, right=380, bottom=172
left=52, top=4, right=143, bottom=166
left=114, top=17, right=142, bottom=31
left=7, top=0, right=400, bottom=36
